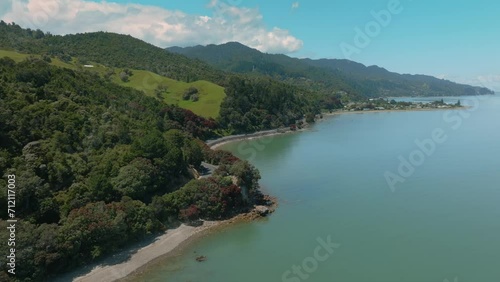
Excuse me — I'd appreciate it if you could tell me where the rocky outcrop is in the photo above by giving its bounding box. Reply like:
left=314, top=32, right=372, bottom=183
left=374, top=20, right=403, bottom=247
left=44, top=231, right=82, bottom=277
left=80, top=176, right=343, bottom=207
left=195, top=255, right=207, bottom=262
left=254, top=205, right=270, bottom=216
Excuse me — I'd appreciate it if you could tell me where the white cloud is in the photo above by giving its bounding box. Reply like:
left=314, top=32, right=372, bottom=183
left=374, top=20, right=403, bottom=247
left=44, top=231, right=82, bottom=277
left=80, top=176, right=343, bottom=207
left=438, top=74, right=500, bottom=92
left=475, top=74, right=500, bottom=91
left=0, top=0, right=303, bottom=54
left=476, top=74, right=500, bottom=83
left=291, top=2, right=300, bottom=10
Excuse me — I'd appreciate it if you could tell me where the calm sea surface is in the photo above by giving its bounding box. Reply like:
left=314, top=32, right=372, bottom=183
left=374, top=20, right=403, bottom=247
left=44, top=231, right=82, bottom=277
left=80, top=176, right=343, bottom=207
left=137, top=94, right=500, bottom=282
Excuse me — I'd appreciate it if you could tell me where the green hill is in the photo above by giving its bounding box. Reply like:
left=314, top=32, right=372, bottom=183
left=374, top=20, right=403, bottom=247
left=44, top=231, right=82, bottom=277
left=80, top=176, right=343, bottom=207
left=0, top=21, right=230, bottom=118
left=0, top=22, right=328, bottom=131
left=107, top=68, right=225, bottom=118
left=0, top=49, right=75, bottom=69
left=0, top=21, right=226, bottom=84
left=0, top=48, right=225, bottom=118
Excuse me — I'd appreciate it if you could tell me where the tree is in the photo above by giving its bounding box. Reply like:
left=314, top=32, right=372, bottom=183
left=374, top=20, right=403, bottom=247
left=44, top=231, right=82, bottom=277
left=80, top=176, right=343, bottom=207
left=190, top=93, right=199, bottom=102
left=123, top=68, right=133, bottom=76
left=323, top=95, right=343, bottom=112
left=119, top=71, right=129, bottom=82
left=183, top=139, right=204, bottom=167
left=59, top=202, right=125, bottom=261
left=104, top=68, right=115, bottom=80
left=227, top=160, right=261, bottom=202
left=305, top=113, right=315, bottom=123
left=132, top=130, right=167, bottom=159
left=155, top=84, right=168, bottom=100
left=179, top=205, right=199, bottom=223
left=111, top=158, right=156, bottom=199
left=182, top=86, right=199, bottom=100
left=42, top=54, right=52, bottom=63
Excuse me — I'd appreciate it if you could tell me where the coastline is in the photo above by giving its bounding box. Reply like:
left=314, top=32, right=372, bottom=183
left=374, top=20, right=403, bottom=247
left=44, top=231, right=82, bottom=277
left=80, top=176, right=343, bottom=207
left=208, top=106, right=464, bottom=149
left=207, top=127, right=303, bottom=150
left=62, top=207, right=273, bottom=282
left=62, top=204, right=277, bottom=282
left=323, top=106, right=465, bottom=116
left=119, top=208, right=274, bottom=282
left=55, top=222, right=219, bottom=282
left=63, top=106, right=462, bottom=282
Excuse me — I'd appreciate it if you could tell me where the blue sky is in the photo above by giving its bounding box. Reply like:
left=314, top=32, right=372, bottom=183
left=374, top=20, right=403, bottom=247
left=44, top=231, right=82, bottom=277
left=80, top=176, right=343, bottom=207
left=1, top=0, right=499, bottom=90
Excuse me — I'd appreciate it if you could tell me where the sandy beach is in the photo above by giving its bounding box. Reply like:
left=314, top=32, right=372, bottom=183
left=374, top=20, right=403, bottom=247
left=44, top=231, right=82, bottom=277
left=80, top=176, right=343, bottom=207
left=56, top=222, right=220, bottom=282
left=61, top=210, right=270, bottom=282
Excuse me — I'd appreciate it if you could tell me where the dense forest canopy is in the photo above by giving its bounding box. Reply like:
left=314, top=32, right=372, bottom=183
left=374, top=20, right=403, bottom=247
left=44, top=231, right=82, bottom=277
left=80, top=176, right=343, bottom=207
left=0, top=21, right=225, bottom=84
left=219, top=76, right=319, bottom=133
left=0, top=57, right=260, bottom=281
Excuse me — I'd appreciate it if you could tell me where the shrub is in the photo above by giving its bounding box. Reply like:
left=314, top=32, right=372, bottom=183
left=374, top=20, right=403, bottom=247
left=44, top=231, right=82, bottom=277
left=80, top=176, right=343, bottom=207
left=119, top=72, right=129, bottom=82
left=179, top=205, right=199, bottom=222
left=182, top=87, right=199, bottom=100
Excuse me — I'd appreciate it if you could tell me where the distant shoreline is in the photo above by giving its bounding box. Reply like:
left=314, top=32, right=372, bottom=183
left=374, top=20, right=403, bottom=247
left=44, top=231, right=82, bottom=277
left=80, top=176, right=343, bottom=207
left=207, top=127, right=307, bottom=149
left=324, top=106, right=465, bottom=116
left=208, top=106, right=465, bottom=149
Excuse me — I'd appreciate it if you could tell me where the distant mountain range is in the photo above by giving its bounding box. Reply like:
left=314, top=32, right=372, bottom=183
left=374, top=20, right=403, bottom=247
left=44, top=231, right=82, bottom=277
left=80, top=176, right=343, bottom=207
left=168, top=42, right=494, bottom=98
left=0, top=20, right=493, bottom=101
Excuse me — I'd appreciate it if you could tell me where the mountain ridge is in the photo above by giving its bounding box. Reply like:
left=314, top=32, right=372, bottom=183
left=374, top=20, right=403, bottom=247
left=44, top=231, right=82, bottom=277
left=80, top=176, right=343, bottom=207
left=168, top=42, right=494, bottom=97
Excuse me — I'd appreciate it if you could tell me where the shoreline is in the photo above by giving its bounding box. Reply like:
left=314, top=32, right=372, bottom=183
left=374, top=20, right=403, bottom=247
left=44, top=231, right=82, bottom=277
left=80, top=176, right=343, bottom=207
left=208, top=106, right=464, bottom=149
left=207, top=127, right=303, bottom=150
left=63, top=204, right=277, bottom=282
left=63, top=106, right=462, bottom=282
left=323, top=106, right=464, bottom=116
left=117, top=221, right=228, bottom=282
left=119, top=207, right=275, bottom=282
left=55, top=222, right=219, bottom=282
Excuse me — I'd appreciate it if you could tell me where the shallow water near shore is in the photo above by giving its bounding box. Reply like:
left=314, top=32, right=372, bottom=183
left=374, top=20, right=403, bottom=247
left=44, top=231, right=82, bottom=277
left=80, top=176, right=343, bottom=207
left=136, top=95, right=500, bottom=282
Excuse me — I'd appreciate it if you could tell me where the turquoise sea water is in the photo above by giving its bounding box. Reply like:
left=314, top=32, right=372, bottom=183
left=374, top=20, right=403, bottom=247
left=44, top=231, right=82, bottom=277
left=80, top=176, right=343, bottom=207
left=137, top=95, right=500, bottom=282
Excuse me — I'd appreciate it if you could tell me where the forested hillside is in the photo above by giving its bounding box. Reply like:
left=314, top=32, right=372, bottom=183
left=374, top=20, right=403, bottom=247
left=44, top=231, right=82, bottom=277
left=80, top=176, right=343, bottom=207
left=219, top=76, right=319, bottom=134
left=0, top=22, right=321, bottom=132
left=169, top=42, right=360, bottom=99
left=302, top=58, right=494, bottom=97
left=0, top=21, right=224, bottom=84
left=0, top=57, right=261, bottom=281
left=168, top=42, right=494, bottom=97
